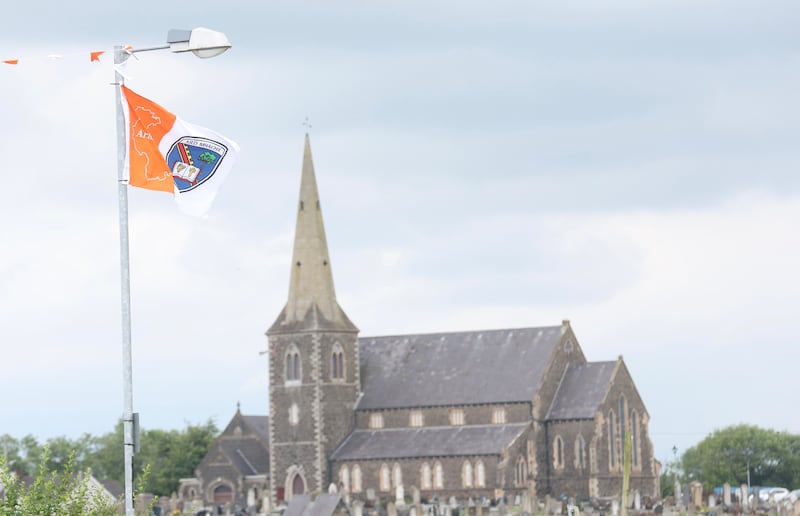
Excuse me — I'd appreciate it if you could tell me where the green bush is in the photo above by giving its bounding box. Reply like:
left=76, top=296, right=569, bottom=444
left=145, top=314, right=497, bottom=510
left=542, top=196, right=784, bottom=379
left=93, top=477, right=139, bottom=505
left=0, top=447, right=118, bottom=516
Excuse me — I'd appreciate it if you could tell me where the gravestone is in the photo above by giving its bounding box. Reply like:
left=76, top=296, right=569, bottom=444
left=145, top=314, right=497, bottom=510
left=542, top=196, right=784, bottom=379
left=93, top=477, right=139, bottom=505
left=690, top=482, right=703, bottom=508
left=634, top=491, right=641, bottom=511
left=329, top=483, right=338, bottom=494
left=354, top=501, right=364, bottom=516
left=397, top=485, right=405, bottom=505
left=674, top=480, right=682, bottom=508
left=413, top=487, right=421, bottom=506
left=611, top=499, right=619, bottom=516
left=723, top=483, right=731, bottom=506
left=367, top=489, right=376, bottom=502
left=514, top=495, right=521, bottom=507
left=708, top=495, right=715, bottom=508
left=740, top=484, right=748, bottom=509
left=389, top=501, right=398, bottom=516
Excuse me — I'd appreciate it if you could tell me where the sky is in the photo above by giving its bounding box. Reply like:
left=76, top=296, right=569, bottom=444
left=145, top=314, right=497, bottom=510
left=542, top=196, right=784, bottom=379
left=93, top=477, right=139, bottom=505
left=1, top=1, right=798, bottom=467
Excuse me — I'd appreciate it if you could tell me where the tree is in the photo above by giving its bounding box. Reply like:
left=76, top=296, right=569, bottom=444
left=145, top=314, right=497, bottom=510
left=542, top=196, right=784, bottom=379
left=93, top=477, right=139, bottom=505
left=681, top=424, right=798, bottom=490
left=0, top=447, right=118, bottom=516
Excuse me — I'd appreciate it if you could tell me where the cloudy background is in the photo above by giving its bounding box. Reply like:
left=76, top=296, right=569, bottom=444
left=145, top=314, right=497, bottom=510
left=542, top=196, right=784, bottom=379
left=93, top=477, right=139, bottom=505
left=1, top=1, right=798, bottom=465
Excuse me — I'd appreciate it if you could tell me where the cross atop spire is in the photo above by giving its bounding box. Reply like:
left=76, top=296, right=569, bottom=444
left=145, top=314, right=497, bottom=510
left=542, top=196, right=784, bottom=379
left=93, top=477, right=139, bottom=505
left=268, top=135, right=356, bottom=334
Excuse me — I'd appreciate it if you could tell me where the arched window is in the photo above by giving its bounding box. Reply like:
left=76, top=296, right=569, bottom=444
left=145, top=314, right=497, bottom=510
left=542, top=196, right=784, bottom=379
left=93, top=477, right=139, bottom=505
left=392, top=463, right=403, bottom=488
left=515, top=456, right=527, bottom=485
left=331, top=344, right=345, bottom=380
left=575, top=435, right=586, bottom=469
left=286, top=346, right=301, bottom=382
left=351, top=465, right=362, bottom=493
left=339, top=465, right=350, bottom=493
left=619, top=396, right=627, bottom=464
left=434, top=461, right=444, bottom=489
left=553, top=435, right=564, bottom=469
left=631, top=410, right=639, bottom=468
left=421, top=462, right=432, bottom=490
left=476, top=460, right=486, bottom=487
left=608, top=410, right=616, bottom=469
left=462, top=461, right=473, bottom=488
left=380, top=463, right=391, bottom=491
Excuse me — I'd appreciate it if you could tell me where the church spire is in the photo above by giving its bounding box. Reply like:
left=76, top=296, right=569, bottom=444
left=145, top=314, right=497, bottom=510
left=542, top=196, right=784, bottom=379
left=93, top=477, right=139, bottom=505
left=268, top=134, right=356, bottom=333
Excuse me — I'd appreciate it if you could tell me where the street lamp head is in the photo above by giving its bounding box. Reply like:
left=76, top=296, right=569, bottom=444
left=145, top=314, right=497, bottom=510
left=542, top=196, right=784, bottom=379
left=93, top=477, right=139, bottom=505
left=167, top=27, right=231, bottom=58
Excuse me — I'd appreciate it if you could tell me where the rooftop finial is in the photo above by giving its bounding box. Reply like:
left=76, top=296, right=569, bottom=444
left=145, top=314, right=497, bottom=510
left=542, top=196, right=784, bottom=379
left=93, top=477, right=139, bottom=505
left=302, top=116, right=312, bottom=132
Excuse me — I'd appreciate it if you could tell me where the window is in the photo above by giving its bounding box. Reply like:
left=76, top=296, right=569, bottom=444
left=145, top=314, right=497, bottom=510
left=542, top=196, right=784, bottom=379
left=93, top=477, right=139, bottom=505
left=331, top=344, right=345, bottom=381
left=409, top=411, right=424, bottom=427
left=608, top=410, right=616, bottom=469
left=476, top=460, right=486, bottom=487
left=434, top=461, right=444, bottom=489
left=449, top=409, right=465, bottom=426
left=392, top=463, right=403, bottom=488
left=421, top=462, right=432, bottom=490
left=380, top=464, right=391, bottom=491
left=351, top=465, right=362, bottom=493
left=369, top=412, right=384, bottom=429
left=492, top=408, right=506, bottom=424
left=462, top=461, right=473, bottom=488
left=553, top=435, right=564, bottom=469
left=515, top=456, right=527, bottom=485
left=339, top=465, right=350, bottom=493
left=286, top=346, right=301, bottom=382
left=575, top=435, right=586, bottom=469
left=289, top=403, right=299, bottom=426
left=631, top=411, right=639, bottom=468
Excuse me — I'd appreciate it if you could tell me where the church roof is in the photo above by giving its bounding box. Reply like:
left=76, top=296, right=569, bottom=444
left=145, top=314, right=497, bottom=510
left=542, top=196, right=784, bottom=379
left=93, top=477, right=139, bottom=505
left=243, top=414, right=270, bottom=444
left=356, top=326, right=563, bottom=410
left=546, top=361, right=616, bottom=420
left=330, top=423, right=529, bottom=461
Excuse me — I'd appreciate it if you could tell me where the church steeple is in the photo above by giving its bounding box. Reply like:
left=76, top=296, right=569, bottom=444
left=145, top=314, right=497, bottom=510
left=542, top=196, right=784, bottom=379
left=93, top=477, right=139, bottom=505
left=268, top=134, right=356, bottom=334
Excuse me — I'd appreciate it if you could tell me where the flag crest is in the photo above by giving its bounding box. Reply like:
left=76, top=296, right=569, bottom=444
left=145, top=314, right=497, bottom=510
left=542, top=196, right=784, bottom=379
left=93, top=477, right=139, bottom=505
left=121, top=85, right=239, bottom=215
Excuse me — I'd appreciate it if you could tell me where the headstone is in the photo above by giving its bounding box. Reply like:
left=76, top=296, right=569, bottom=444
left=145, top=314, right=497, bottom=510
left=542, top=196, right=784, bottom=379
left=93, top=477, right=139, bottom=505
left=514, top=495, right=521, bottom=507
left=389, top=501, right=398, bottom=516
left=634, top=491, right=641, bottom=511
left=476, top=504, right=483, bottom=516
left=740, top=484, right=748, bottom=508
left=450, top=497, right=458, bottom=508
left=611, top=499, right=619, bottom=516
left=329, top=483, right=338, bottom=494
left=354, top=501, right=364, bottom=516
left=708, top=495, right=715, bottom=508
left=413, top=486, right=421, bottom=506
left=723, top=483, right=731, bottom=506
left=367, top=489, right=376, bottom=501
left=690, top=482, right=703, bottom=508
left=521, top=493, right=532, bottom=513
left=397, top=484, right=405, bottom=505
left=674, top=480, right=682, bottom=508
left=497, top=499, right=507, bottom=516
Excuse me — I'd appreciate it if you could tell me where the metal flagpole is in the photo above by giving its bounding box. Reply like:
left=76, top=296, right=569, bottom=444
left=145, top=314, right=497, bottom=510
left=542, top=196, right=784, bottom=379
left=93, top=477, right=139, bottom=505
left=113, top=44, right=136, bottom=516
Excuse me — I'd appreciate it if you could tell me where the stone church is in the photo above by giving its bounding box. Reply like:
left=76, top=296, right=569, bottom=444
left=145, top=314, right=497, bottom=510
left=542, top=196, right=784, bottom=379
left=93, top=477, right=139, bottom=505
left=181, top=135, right=659, bottom=512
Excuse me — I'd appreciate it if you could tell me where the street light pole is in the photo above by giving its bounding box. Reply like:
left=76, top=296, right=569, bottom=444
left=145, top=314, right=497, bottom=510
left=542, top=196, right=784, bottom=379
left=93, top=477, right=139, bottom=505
left=111, top=29, right=231, bottom=516
left=113, top=45, right=136, bottom=516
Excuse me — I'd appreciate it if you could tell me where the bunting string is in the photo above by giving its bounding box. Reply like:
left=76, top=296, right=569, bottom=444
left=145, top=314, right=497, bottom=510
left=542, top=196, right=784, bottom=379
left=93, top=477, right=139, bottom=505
left=1, top=47, right=135, bottom=66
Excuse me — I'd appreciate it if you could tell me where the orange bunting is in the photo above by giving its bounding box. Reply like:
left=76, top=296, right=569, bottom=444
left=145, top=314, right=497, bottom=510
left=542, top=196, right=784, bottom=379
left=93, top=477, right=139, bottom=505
left=90, top=51, right=105, bottom=62
left=3, top=59, right=18, bottom=65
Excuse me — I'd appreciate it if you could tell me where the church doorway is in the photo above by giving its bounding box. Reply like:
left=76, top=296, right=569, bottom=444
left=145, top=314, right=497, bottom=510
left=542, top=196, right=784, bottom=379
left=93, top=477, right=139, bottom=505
left=292, top=473, right=305, bottom=495
left=213, top=484, right=233, bottom=504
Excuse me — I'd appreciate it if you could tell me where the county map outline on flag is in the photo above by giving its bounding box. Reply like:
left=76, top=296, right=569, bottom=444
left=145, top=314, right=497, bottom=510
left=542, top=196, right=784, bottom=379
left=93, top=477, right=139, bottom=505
left=131, top=106, right=172, bottom=186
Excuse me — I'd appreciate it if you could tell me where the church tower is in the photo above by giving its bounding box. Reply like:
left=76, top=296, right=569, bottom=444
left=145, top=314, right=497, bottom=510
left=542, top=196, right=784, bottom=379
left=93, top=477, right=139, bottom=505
left=266, top=135, right=360, bottom=504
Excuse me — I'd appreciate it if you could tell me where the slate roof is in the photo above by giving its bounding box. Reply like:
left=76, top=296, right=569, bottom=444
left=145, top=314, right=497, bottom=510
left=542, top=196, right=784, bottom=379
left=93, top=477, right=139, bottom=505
left=546, top=361, right=616, bottom=420
left=243, top=414, right=270, bottom=444
left=284, top=494, right=342, bottom=516
left=330, top=423, right=529, bottom=461
left=218, top=437, right=270, bottom=475
left=356, top=326, right=562, bottom=410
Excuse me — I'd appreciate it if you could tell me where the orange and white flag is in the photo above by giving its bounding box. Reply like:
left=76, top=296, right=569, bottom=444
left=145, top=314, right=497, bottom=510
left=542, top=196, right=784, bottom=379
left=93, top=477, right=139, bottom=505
left=120, top=85, right=239, bottom=216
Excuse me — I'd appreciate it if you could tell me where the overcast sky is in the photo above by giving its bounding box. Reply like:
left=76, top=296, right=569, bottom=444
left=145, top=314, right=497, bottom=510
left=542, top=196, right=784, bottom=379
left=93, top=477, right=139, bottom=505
left=1, top=1, right=798, bottom=466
